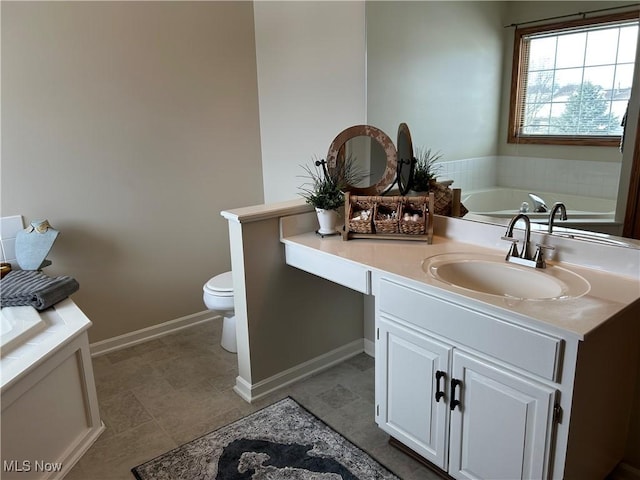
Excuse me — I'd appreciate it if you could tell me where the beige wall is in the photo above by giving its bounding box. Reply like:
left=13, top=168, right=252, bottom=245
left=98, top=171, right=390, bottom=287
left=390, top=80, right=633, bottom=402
left=366, top=1, right=506, bottom=160
left=367, top=0, right=638, bottom=165
left=227, top=210, right=364, bottom=392
left=1, top=1, right=264, bottom=342
left=1, top=1, right=367, bottom=342
left=253, top=1, right=366, bottom=203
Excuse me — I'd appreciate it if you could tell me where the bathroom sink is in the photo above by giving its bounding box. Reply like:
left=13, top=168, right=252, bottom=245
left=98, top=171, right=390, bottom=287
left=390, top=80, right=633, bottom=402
left=422, top=252, right=590, bottom=301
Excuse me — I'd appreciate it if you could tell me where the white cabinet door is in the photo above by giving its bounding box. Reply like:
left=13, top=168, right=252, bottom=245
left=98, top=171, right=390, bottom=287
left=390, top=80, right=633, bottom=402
left=448, top=350, right=556, bottom=480
left=376, top=316, right=452, bottom=469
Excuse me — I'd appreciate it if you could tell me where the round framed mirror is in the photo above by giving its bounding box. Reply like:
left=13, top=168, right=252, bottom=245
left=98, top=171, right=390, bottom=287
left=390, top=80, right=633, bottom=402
left=326, top=125, right=397, bottom=195
left=396, top=123, right=414, bottom=195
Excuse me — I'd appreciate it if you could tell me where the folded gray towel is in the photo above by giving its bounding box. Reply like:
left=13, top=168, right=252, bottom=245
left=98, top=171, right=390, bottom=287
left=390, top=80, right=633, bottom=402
left=1, top=269, right=79, bottom=310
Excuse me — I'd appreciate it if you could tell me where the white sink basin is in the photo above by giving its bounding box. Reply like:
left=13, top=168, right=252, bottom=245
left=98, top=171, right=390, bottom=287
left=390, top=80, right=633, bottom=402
left=422, top=252, right=590, bottom=301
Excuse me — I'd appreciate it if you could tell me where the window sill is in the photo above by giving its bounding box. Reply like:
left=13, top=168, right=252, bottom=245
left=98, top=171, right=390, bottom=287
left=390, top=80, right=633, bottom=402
left=507, top=135, right=621, bottom=147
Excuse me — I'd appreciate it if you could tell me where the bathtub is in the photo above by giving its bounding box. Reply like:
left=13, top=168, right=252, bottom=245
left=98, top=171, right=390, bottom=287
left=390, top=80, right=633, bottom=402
left=462, top=188, right=615, bottom=220
left=1, top=299, right=104, bottom=479
left=1, top=307, right=47, bottom=354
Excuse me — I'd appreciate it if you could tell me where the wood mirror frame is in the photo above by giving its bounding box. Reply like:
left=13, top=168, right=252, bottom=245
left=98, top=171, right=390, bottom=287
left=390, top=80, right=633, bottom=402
left=326, top=125, right=397, bottom=195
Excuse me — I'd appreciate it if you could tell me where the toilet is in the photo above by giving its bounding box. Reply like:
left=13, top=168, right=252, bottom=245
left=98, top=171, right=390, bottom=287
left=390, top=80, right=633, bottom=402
left=203, top=271, right=237, bottom=353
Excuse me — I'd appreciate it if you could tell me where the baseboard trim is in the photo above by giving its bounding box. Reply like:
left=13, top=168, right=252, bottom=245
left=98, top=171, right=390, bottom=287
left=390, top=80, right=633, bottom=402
left=364, top=338, right=375, bottom=358
left=610, top=462, right=640, bottom=480
left=55, top=422, right=106, bottom=480
left=233, top=339, right=365, bottom=403
left=90, top=310, right=218, bottom=357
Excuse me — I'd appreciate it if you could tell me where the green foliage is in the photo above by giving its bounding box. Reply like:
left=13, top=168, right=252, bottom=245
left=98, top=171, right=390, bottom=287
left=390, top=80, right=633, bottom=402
left=298, top=156, right=364, bottom=211
left=411, top=147, right=442, bottom=192
left=552, top=82, right=620, bottom=135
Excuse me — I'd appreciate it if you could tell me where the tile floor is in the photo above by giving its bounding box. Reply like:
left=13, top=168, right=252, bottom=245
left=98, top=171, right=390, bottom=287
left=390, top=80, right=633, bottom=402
left=66, top=319, right=440, bottom=480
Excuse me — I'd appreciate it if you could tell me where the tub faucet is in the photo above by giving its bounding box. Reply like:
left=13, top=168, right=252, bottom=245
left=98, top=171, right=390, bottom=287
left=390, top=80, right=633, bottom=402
left=528, top=193, right=548, bottom=213
left=548, top=202, right=567, bottom=234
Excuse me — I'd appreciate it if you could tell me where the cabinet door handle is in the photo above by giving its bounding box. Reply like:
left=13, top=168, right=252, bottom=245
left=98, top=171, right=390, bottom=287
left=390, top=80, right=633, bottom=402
left=450, top=378, right=462, bottom=411
left=435, top=370, right=446, bottom=402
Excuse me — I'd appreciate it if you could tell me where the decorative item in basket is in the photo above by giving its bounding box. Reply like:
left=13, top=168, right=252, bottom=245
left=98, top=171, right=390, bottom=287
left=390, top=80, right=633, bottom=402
left=346, top=196, right=374, bottom=234
left=400, top=197, right=429, bottom=235
left=373, top=197, right=401, bottom=234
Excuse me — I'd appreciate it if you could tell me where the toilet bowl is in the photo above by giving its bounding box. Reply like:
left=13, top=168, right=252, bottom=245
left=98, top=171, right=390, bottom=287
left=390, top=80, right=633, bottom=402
left=203, top=271, right=237, bottom=353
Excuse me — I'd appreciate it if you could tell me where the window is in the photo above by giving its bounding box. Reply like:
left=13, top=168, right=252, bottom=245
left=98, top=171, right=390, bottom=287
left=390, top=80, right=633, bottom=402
left=508, top=11, right=639, bottom=146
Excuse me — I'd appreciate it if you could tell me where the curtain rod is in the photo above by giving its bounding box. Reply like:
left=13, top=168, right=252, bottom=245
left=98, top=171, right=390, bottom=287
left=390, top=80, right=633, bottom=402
left=504, top=3, right=640, bottom=29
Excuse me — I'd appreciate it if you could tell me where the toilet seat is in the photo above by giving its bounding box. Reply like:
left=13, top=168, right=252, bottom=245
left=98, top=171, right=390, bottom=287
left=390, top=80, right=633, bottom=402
left=204, top=271, right=233, bottom=296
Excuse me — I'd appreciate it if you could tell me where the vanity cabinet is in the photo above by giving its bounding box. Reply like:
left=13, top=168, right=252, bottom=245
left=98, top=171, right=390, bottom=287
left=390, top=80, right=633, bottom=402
left=279, top=227, right=640, bottom=479
left=447, top=350, right=556, bottom=480
left=375, top=317, right=451, bottom=469
left=375, top=278, right=559, bottom=480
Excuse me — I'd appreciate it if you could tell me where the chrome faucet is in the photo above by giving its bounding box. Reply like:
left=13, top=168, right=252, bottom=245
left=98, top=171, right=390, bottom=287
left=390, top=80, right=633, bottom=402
left=547, top=202, right=567, bottom=234
left=528, top=193, right=548, bottom=213
left=502, top=213, right=553, bottom=268
left=502, top=213, right=531, bottom=260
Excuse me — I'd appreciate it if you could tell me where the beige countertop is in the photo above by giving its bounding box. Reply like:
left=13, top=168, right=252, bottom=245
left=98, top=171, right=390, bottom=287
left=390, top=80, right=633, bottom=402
left=281, top=231, right=640, bottom=340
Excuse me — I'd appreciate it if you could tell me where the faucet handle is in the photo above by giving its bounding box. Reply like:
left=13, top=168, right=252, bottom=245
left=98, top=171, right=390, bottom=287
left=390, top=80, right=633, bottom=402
left=501, top=236, right=520, bottom=258
left=534, top=243, right=555, bottom=252
left=501, top=236, right=519, bottom=243
left=533, top=243, right=555, bottom=268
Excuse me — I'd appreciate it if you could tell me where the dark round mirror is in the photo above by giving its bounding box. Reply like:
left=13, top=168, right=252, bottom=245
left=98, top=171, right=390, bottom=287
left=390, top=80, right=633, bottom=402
left=326, top=125, right=397, bottom=195
left=396, top=123, right=414, bottom=195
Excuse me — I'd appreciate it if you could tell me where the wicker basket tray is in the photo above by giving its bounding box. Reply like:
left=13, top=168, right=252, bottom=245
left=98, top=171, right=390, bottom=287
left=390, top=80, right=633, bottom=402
left=400, top=197, right=429, bottom=235
left=342, top=192, right=433, bottom=242
left=373, top=197, right=401, bottom=234
left=346, top=196, right=374, bottom=234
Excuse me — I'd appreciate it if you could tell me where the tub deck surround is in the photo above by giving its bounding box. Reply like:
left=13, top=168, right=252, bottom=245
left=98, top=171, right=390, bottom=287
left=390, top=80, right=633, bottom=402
left=460, top=187, right=626, bottom=235
left=1, top=306, right=47, bottom=354
left=1, top=299, right=104, bottom=480
left=1, top=298, right=95, bottom=390
left=462, top=187, right=615, bottom=219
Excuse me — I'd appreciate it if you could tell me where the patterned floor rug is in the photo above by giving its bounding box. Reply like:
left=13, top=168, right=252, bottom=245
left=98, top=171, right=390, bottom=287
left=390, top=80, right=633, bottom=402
left=131, top=396, right=400, bottom=480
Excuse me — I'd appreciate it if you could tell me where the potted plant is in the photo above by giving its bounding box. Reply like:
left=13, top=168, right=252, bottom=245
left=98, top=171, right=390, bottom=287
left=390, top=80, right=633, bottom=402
left=299, top=156, right=363, bottom=235
left=410, top=147, right=442, bottom=194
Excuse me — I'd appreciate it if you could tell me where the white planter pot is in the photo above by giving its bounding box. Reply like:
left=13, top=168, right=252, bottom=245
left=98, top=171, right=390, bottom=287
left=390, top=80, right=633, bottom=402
left=315, top=208, right=339, bottom=235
